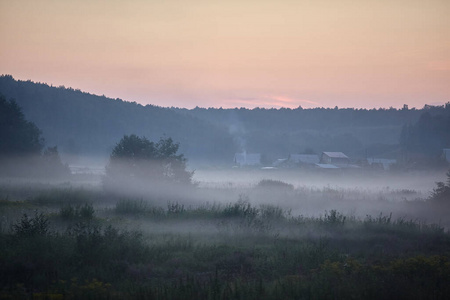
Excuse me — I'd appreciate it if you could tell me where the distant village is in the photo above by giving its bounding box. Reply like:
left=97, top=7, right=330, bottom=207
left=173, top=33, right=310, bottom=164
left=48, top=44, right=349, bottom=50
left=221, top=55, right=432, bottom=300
left=234, top=149, right=450, bottom=170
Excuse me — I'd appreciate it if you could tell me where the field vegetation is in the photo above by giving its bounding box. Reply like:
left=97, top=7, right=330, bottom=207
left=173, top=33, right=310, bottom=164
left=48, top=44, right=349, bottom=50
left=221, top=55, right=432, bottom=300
left=1, top=170, right=450, bottom=299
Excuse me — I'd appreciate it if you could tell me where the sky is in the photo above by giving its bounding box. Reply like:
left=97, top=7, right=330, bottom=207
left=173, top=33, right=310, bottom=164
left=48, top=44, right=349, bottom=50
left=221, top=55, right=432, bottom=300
left=1, top=0, right=449, bottom=109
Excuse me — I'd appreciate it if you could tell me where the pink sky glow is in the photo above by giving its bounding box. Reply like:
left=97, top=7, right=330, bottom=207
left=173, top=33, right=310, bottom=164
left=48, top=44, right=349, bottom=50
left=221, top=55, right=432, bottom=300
left=1, top=0, right=449, bottom=109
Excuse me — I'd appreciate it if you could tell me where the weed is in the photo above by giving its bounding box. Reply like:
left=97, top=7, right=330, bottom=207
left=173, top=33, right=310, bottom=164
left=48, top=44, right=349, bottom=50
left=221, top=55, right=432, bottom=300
left=167, top=202, right=185, bottom=215
left=222, top=195, right=258, bottom=219
left=323, top=209, right=346, bottom=226
left=259, top=204, right=286, bottom=221
left=364, top=212, right=392, bottom=226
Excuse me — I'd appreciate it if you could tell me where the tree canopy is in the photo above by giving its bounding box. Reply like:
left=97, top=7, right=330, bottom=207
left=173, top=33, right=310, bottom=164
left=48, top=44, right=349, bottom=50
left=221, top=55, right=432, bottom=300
left=0, top=94, right=69, bottom=177
left=400, top=110, right=450, bottom=157
left=105, top=135, right=193, bottom=189
left=430, top=170, right=450, bottom=203
left=0, top=94, right=43, bottom=156
left=4, top=75, right=450, bottom=164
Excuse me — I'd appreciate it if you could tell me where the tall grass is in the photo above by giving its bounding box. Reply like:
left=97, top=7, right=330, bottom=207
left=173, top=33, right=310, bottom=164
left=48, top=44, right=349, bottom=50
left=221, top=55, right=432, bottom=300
left=1, top=192, right=450, bottom=299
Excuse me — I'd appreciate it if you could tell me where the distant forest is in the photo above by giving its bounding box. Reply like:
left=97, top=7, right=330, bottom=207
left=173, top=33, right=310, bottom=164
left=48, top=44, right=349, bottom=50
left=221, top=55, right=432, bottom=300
left=1, top=75, right=449, bottom=166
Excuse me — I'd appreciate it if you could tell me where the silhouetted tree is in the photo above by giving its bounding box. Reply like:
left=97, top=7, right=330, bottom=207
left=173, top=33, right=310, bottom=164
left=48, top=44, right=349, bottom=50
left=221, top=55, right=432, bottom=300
left=0, top=95, right=69, bottom=177
left=42, top=146, right=70, bottom=177
left=430, top=170, right=450, bottom=203
left=104, top=135, right=193, bottom=189
left=0, top=94, right=43, bottom=156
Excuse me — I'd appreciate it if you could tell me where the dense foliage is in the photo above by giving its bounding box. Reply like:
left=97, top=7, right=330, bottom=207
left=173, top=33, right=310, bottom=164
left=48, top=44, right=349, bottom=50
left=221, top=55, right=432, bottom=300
left=0, top=75, right=235, bottom=162
left=0, top=94, right=70, bottom=177
left=400, top=110, right=450, bottom=158
left=4, top=75, right=447, bottom=163
left=0, top=94, right=43, bottom=156
left=104, top=135, right=194, bottom=190
left=1, top=188, right=450, bottom=299
left=430, top=170, right=450, bottom=202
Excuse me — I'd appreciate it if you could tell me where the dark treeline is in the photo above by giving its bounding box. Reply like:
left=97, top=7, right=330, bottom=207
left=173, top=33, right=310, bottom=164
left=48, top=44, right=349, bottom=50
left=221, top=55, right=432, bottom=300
left=400, top=110, right=450, bottom=160
left=1, top=74, right=448, bottom=164
left=0, top=75, right=234, bottom=164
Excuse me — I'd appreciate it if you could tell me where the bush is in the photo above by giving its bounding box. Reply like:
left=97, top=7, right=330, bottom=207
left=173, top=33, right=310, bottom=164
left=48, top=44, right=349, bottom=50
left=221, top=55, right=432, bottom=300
left=429, top=170, right=450, bottom=202
left=167, top=202, right=185, bottom=215
left=256, top=179, right=294, bottom=191
left=221, top=195, right=258, bottom=219
left=12, top=211, right=49, bottom=237
left=104, top=135, right=194, bottom=191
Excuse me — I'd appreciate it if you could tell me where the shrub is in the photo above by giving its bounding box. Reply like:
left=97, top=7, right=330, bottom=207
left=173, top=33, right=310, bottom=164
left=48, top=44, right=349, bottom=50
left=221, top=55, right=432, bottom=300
left=259, top=204, right=286, bottom=221
left=221, top=195, right=258, bottom=219
left=322, top=209, right=346, bottom=226
left=68, top=221, right=148, bottom=270
left=429, top=170, right=450, bottom=202
left=12, top=211, right=49, bottom=237
left=256, top=179, right=294, bottom=191
left=167, top=202, right=185, bottom=215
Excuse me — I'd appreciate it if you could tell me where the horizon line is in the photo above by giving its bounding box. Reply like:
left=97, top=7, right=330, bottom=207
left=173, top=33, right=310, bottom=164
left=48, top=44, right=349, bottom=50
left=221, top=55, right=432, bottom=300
left=1, top=74, right=447, bottom=111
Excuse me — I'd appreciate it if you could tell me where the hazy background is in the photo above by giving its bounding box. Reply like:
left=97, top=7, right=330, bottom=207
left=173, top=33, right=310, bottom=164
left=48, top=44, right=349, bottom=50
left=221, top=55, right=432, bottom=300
left=1, top=0, right=449, bottom=109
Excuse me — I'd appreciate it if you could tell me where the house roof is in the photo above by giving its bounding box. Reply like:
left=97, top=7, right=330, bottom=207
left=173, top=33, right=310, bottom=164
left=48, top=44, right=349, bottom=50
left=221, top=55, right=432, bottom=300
left=290, top=154, right=320, bottom=164
left=322, top=152, right=349, bottom=159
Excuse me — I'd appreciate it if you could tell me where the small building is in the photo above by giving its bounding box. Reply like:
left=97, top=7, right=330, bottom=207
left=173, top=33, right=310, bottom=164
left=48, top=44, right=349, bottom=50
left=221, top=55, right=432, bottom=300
left=234, top=151, right=261, bottom=166
left=273, top=158, right=288, bottom=167
left=320, top=152, right=350, bottom=166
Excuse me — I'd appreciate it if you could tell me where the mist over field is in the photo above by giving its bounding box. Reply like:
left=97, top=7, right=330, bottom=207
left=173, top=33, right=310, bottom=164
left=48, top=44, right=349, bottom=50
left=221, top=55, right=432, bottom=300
left=1, top=0, right=449, bottom=296
left=2, top=166, right=448, bottom=227
left=1, top=78, right=450, bottom=298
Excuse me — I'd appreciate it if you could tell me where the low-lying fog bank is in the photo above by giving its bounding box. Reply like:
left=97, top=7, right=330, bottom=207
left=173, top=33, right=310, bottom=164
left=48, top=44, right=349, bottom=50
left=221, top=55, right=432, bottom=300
left=194, top=168, right=446, bottom=194
left=1, top=168, right=449, bottom=229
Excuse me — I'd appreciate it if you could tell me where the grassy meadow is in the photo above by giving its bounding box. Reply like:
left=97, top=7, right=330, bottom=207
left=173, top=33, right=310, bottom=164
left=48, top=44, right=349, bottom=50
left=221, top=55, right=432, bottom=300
left=1, top=169, right=450, bottom=299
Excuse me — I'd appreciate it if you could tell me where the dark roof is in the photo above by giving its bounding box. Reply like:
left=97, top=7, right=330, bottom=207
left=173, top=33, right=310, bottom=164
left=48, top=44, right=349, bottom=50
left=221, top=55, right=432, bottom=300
left=322, top=152, right=349, bottom=159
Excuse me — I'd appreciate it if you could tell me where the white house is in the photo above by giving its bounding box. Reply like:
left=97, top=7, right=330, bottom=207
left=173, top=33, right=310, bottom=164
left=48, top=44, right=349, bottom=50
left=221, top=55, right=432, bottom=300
left=234, top=151, right=261, bottom=166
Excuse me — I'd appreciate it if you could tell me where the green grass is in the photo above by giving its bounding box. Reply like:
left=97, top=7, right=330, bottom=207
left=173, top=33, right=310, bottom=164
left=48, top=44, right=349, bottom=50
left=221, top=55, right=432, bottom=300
left=1, top=184, right=450, bottom=299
